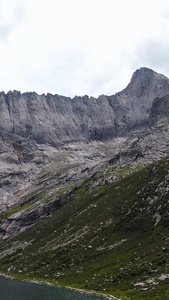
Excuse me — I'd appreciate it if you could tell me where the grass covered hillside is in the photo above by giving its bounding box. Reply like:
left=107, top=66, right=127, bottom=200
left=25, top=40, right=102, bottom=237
left=0, top=158, right=169, bottom=299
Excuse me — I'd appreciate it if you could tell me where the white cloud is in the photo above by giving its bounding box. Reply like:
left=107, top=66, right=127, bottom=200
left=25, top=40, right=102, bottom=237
left=131, top=39, right=169, bottom=75
left=0, top=0, right=168, bottom=96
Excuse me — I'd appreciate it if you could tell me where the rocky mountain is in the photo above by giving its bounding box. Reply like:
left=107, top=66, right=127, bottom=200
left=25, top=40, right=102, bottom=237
left=0, top=67, right=169, bottom=299
left=0, top=67, right=169, bottom=213
left=0, top=67, right=169, bottom=146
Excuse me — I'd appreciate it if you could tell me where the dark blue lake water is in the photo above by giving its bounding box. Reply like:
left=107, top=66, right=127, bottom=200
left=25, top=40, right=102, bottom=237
left=0, top=276, right=105, bottom=300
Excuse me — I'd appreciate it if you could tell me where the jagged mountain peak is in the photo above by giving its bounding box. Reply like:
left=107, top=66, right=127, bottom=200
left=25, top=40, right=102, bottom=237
left=123, top=67, right=169, bottom=98
left=131, top=66, right=155, bottom=77
left=128, top=67, right=154, bottom=90
left=0, top=67, right=168, bottom=159
left=129, top=67, right=168, bottom=83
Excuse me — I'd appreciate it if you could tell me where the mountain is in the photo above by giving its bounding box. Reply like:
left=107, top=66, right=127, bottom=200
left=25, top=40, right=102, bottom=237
left=0, top=156, right=169, bottom=300
left=0, top=67, right=169, bottom=299
left=0, top=67, right=169, bottom=213
left=0, top=67, right=169, bottom=146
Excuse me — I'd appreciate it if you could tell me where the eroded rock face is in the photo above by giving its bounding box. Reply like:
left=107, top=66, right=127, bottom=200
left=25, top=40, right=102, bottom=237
left=0, top=68, right=168, bottom=205
left=108, top=92, right=169, bottom=167
left=108, top=67, right=169, bottom=135
left=150, top=94, right=169, bottom=126
left=1, top=67, right=169, bottom=239
left=0, top=68, right=168, bottom=147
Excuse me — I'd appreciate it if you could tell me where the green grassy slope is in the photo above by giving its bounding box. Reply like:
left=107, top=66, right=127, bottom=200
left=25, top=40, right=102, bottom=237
left=0, top=159, right=169, bottom=299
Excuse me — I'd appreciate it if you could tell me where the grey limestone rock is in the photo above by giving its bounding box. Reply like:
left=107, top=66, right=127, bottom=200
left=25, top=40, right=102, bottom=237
left=0, top=67, right=168, bottom=147
left=150, top=94, right=169, bottom=126
left=109, top=91, right=169, bottom=167
left=1, top=67, right=169, bottom=239
left=108, top=67, right=169, bottom=135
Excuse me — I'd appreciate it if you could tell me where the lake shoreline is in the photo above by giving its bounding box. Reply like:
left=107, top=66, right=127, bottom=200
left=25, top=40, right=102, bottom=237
left=0, top=272, right=122, bottom=300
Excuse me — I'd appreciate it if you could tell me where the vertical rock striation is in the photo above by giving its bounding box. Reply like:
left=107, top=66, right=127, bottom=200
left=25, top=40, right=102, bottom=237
left=0, top=67, right=168, bottom=146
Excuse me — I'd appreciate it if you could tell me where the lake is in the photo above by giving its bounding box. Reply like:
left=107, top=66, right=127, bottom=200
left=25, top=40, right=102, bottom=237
left=0, top=276, right=106, bottom=300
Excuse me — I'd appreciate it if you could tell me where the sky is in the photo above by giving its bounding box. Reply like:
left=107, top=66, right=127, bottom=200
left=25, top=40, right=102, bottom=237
left=0, top=0, right=169, bottom=97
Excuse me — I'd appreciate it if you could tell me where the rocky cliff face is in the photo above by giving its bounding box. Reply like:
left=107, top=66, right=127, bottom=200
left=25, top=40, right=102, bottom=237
left=108, top=67, right=169, bottom=134
left=0, top=67, right=169, bottom=147
left=108, top=91, right=169, bottom=168
left=1, top=67, right=169, bottom=236
left=150, top=94, right=169, bottom=126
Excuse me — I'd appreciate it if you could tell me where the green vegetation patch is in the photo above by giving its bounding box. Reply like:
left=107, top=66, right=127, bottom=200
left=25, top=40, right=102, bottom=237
left=0, top=158, right=169, bottom=299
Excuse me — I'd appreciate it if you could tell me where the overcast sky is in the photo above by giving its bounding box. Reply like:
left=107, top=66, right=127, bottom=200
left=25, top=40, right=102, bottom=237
left=0, top=0, right=169, bottom=97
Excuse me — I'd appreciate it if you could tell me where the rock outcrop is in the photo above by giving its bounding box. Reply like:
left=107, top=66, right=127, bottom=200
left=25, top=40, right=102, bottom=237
left=150, top=94, right=169, bottom=126
left=109, top=92, right=169, bottom=167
